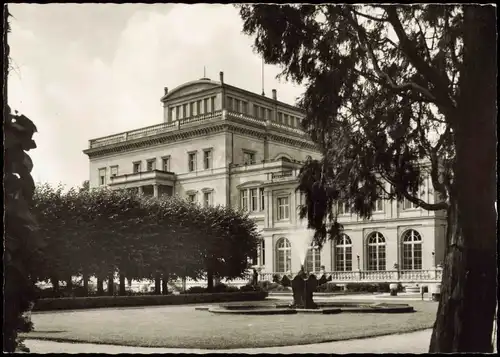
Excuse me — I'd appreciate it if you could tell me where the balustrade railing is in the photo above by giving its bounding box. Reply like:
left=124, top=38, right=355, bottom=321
left=259, top=268, right=443, bottom=283
left=89, top=109, right=306, bottom=149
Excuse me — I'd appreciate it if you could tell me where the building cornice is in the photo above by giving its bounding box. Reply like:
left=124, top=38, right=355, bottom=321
left=84, top=121, right=318, bottom=159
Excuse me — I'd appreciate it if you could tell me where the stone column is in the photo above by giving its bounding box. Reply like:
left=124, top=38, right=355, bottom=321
left=153, top=184, right=159, bottom=198
left=138, top=186, right=143, bottom=195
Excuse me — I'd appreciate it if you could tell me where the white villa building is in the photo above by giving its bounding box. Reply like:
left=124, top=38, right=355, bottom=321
left=84, top=72, right=446, bottom=285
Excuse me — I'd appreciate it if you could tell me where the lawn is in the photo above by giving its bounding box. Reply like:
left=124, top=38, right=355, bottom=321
left=22, top=299, right=438, bottom=349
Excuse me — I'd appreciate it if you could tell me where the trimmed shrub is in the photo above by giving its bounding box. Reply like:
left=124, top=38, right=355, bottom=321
left=213, top=283, right=239, bottom=293
left=316, top=282, right=342, bottom=293
left=239, top=284, right=256, bottom=292
left=32, top=291, right=269, bottom=311
left=186, top=286, right=207, bottom=294
left=281, top=275, right=291, bottom=287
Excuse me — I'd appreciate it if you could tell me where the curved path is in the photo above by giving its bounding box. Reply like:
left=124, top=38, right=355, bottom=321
left=25, top=329, right=433, bottom=354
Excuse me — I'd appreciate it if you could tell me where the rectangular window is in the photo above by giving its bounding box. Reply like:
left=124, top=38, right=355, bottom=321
left=267, top=109, right=272, bottom=122
left=146, top=159, right=156, bottom=172
left=190, top=102, right=195, bottom=117
left=182, top=104, right=188, bottom=118
left=110, top=166, right=118, bottom=178
left=204, top=98, right=209, bottom=113
left=98, top=168, right=106, bottom=186
left=197, top=100, right=202, bottom=115
left=277, top=197, right=290, bottom=220
left=260, top=188, right=265, bottom=211
left=284, top=114, right=289, bottom=126
left=176, top=106, right=180, bottom=120
left=170, top=107, right=175, bottom=122
left=290, top=116, right=295, bottom=127
left=203, top=149, right=212, bottom=170
left=261, top=240, right=265, bottom=266
left=188, top=194, right=196, bottom=203
left=277, top=112, right=283, bottom=124
left=133, top=162, right=141, bottom=174
left=242, top=101, right=248, bottom=114
left=203, top=191, right=213, bottom=207
left=337, top=201, right=350, bottom=215
left=188, top=152, right=197, bottom=172
left=253, top=105, right=259, bottom=118
left=250, top=188, right=258, bottom=211
left=162, top=157, right=170, bottom=172
left=240, top=190, right=249, bottom=211
left=403, top=197, right=417, bottom=210
left=260, top=107, right=266, bottom=120
left=375, top=187, right=384, bottom=212
left=211, top=97, right=216, bottom=112
left=227, top=97, right=233, bottom=111
left=243, top=151, right=256, bottom=165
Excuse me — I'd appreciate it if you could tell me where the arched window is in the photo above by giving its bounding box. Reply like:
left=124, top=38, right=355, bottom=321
left=334, top=234, right=352, bottom=271
left=275, top=238, right=292, bottom=273
left=367, top=232, right=386, bottom=271
left=305, top=245, right=321, bottom=273
left=402, top=230, right=423, bottom=270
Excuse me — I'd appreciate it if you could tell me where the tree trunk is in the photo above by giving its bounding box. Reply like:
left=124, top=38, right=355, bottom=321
left=108, top=275, right=114, bottom=296
left=207, top=268, right=214, bottom=292
left=161, top=276, right=168, bottom=295
left=429, top=5, right=497, bottom=353
left=51, top=276, right=59, bottom=295
left=119, top=273, right=126, bottom=296
left=83, top=272, right=89, bottom=296
left=154, top=273, right=161, bottom=295
left=97, top=277, right=104, bottom=296
left=66, top=276, right=73, bottom=292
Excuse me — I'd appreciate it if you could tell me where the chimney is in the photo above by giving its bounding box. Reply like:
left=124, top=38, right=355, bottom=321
left=219, top=71, right=224, bottom=84
left=272, top=89, right=277, bottom=100
left=164, top=87, right=169, bottom=95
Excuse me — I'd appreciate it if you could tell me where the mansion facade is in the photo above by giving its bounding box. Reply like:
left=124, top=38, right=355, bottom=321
left=84, top=73, right=447, bottom=279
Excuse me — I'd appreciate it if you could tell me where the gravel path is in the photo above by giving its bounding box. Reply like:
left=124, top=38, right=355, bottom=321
left=24, top=329, right=433, bottom=354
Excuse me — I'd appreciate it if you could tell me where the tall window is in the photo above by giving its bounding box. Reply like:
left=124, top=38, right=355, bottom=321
left=204, top=98, right=209, bottom=113
left=277, top=112, right=283, bottom=123
left=162, top=157, right=170, bottom=172
left=176, top=106, right=180, bottom=120
left=306, top=245, right=321, bottom=273
left=188, top=152, right=197, bottom=172
left=203, top=191, right=213, bottom=207
left=203, top=149, right=212, bottom=169
left=98, top=168, right=106, bottom=186
left=170, top=107, right=175, bottom=122
left=277, top=196, right=290, bottom=220
left=402, top=230, right=423, bottom=270
left=337, top=201, right=350, bottom=215
left=243, top=151, right=255, bottom=165
left=242, top=101, right=248, bottom=114
left=133, top=162, right=141, bottom=173
left=403, top=197, right=417, bottom=210
left=253, top=105, right=259, bottom=118
left=335, top=234, right=353, bottom=271
left=227, top=97, right=233, bottom=111
left=189, top=102, right=195, bottom=117
left=250, top=188, right=258, bottom=211
left=267, top=109, right=272, bottom=121
left=375, top=187, right=384, bottom=212
left=110, top=166, right=118, bottom=178
left=146, top=159, right=156, bottom=172
left=260, top=239, right=265, bottom=266
left=275, top=238, right=292, bottom=273
left=196, top=100, right=202, bottom=115
left=284, top=114, right=289, bottom=126
left=182, top=104, right=188, bottom=118
left=260, top=107, right=266, bottom=120
left=367, top=232, right=386, bottom=271
left=211, top=96, right=215, bottom=112
left=187, top=193, right=196, bottom=203
left=260, top=188, right=265, bottom=210
left=240, top=190, right=249, bottom=211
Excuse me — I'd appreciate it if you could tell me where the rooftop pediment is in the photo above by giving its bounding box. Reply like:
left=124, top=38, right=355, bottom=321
left=161, top=79, right=220, bottom=102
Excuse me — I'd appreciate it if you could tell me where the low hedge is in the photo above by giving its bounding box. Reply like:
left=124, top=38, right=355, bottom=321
left=32, top=291, right=268, bottom=312
left=345, top=282, right=404, bottom=293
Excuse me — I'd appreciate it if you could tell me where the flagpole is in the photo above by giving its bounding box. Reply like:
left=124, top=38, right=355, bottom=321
left=261, top=57, right=265, bottom=96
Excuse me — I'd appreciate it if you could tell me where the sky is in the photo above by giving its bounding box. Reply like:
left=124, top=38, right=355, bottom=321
left=7, top=4, right=305, bottom=189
